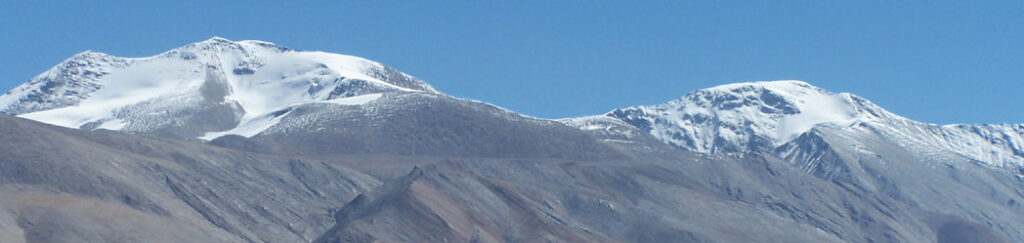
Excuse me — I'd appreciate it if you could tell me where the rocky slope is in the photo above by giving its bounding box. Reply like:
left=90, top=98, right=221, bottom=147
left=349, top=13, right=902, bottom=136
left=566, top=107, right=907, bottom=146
left=0, top=114, right=382, bottom=242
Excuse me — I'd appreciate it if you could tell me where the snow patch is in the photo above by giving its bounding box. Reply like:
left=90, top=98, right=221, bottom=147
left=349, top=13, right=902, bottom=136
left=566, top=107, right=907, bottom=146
left=777, top=91, right=858, bottom=142
left=19, top=57, right=203, bottom=129
left=318, top=93, right=382, bottom=105
left=96, top=119, right=126, bottom=130
left=199, top=93, right=383, bottom=140
left=199, top=109, right=291, bottom=140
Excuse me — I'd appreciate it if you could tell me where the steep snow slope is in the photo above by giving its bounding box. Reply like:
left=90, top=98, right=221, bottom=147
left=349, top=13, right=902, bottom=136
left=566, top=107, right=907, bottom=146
left=0, top=37, right=437, bottom=139
left=568, top=80, right=1024, bottom=169
left=862, top=119, right=1024, bottom=169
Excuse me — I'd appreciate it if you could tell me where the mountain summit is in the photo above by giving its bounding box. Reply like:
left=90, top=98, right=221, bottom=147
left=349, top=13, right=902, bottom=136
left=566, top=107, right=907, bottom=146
left=0, top=37, right=438, bottom=139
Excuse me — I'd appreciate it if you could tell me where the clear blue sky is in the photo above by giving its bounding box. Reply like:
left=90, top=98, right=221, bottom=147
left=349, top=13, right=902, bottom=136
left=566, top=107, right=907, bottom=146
left=2, top=1, right=1022, bottom=124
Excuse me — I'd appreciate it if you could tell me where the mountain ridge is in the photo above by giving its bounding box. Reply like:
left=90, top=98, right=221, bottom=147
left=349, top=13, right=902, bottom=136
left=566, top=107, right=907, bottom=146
left=561, top=80, right=1024, bottom=170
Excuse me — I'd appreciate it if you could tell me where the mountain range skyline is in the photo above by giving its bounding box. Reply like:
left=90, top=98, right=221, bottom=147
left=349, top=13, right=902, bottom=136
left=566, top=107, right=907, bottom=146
left=3, top=37, right=1022, bottom=171
left=1, top=37, right=1022, bottom=242
left=3, top=1, right=1023, bottom=124
left=3, top=36, right=1023, bottom=127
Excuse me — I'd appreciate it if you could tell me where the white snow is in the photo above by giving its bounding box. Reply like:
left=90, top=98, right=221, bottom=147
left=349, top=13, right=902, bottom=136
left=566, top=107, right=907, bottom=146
left=318, top=93, right=382, bottom=105
left=874, top=122, right=1024, bottom=168
left=199, top=109, right=289, bottom=140
left=200, top=93, right=383, bottom=140
left=776, top=91, right=859, bottom=142
left=557, top=115, right=639, bottom=139
left=21, top=57, right=201, bottom=129
left=96, top=119, right=126, bottom=130
left=560, top=115, right=626, bottom=131
left=297, top=51, right=420, bottom=92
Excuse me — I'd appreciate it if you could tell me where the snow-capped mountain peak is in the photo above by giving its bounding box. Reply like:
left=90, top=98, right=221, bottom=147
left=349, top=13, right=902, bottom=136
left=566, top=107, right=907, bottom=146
left=565, top=80, right=1024, bottom=169
left=0, top=37, right=439, bottom=139
left=606, top=80, right=889, bottom=153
